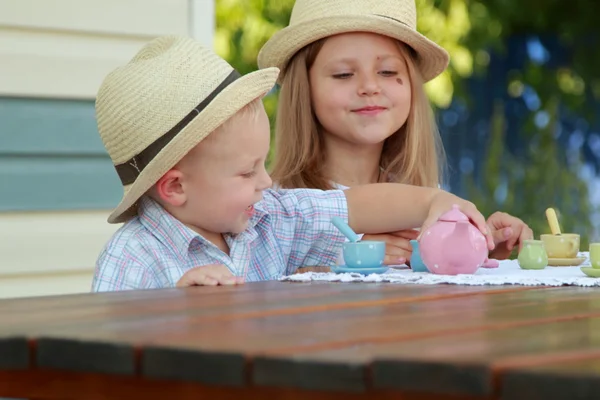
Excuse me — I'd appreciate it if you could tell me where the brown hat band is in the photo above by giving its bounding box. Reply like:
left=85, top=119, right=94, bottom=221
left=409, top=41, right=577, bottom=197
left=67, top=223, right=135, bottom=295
left=114, top=69, right=241, bottom=186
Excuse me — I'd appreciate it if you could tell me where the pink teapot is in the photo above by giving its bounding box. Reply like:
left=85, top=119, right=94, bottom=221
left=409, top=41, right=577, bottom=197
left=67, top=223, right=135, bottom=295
left=419, top=204, right=499, bottom=275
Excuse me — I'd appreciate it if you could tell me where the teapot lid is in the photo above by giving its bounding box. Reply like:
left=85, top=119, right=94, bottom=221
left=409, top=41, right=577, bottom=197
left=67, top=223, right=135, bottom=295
left=438, top=204, right=469, bottom=222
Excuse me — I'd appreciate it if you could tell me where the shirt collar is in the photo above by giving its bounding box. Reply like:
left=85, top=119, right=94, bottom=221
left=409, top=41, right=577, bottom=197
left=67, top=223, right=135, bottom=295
left=138, top=197, right=200, bottom=259
left=137, top=196, right=269, bottom=258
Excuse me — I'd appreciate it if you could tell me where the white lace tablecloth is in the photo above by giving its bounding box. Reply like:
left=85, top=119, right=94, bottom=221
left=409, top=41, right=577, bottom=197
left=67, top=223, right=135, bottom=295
left=281, top=252, right=600, bottom=287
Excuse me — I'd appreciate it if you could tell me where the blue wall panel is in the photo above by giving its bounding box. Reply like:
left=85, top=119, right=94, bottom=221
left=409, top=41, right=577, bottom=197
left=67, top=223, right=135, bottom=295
left=0, top=97, right=122, bottom=211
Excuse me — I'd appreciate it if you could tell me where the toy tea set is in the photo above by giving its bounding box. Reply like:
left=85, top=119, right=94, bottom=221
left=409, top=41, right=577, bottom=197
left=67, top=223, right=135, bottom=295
left=331, top=217, right=389, bottom=274
left=518, top=208, right=599, bottom=278
left=330, top=206, right=597, bottom=277
left=330, top=205, right=499, bottom=276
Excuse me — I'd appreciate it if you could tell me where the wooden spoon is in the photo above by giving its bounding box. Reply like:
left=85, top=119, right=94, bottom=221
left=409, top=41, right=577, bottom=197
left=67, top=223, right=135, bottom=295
left=545, top=208, right=561, bottom=235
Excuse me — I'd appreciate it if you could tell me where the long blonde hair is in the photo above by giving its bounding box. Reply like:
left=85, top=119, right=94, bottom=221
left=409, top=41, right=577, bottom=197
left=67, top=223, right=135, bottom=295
left=270, top=38, right=446, bottom=190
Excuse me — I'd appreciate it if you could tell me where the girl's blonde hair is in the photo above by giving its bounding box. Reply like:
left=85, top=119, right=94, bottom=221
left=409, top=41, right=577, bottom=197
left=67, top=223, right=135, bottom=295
left=270, top=38, right=446, bottom=190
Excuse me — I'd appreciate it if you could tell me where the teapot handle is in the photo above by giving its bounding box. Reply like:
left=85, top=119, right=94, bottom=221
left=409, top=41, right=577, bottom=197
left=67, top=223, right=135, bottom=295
left=481, top=258, right=499, bottom=268
left=568, top=239, right=577, bottom=254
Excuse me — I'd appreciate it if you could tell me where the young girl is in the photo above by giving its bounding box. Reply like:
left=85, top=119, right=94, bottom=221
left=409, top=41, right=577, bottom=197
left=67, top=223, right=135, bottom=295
left=258, top=0, right=533, bottom=264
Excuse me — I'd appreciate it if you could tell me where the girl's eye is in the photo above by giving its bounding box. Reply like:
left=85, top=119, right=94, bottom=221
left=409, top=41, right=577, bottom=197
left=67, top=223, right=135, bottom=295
left=332, top=73, right=353, bottom=79
left=380, top=70, right=398, bottom=76
left=241, top=171, right=256, bottom=178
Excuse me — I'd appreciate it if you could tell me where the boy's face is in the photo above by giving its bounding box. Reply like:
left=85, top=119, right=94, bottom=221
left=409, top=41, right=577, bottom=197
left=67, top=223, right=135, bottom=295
left=175, top=103, right=273, bottom=237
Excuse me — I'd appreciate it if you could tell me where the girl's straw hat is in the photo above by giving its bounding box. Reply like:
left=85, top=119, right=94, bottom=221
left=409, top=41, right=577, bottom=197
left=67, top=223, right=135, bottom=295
left=257, top=0, right=449, bottom=82
left=96, top=35, right=279, bottom=223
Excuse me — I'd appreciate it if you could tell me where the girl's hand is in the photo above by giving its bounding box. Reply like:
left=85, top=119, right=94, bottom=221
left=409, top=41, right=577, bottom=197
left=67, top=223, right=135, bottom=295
left=362, top=229, right=419, bottom=265
left=421, top=193, right=495, bottom=251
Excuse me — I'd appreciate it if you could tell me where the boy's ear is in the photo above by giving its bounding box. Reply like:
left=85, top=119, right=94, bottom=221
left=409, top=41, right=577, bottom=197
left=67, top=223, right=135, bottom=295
left=155, top=169, right=186, bottom=207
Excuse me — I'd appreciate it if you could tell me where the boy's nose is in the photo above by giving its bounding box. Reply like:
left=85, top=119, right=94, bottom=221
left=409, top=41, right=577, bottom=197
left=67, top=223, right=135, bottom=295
left=258, top=170, right=273, bottom=190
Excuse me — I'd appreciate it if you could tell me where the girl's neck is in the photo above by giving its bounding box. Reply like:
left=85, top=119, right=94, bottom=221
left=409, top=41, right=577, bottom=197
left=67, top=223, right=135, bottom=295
left=322, top=134, right=384, bottom=188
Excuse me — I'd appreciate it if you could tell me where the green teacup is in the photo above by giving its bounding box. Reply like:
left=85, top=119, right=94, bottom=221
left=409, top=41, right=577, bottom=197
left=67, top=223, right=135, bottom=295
left=518, top=240, right=548, bottom=270
left=590, top=243, right=600, bottom=269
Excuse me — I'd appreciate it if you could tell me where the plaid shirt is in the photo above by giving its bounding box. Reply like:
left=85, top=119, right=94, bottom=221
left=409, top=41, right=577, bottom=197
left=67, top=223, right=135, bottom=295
left=92, top=188, right=348, bottom=291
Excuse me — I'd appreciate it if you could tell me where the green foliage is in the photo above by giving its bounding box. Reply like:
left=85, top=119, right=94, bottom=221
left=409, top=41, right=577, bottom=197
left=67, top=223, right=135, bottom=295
left=215, top=0, right=293, bottom=166
left=452, top=0, right=600, bottom=112
left=215, top=0, right=293, bottom=74
left=465, top=99, right=593, bottom=254
left=451, top=0, right=600, bottom=249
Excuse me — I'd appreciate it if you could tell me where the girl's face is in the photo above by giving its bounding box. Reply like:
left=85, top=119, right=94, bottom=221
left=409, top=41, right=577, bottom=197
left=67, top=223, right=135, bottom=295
left=309, top=32, right=412, bottom=147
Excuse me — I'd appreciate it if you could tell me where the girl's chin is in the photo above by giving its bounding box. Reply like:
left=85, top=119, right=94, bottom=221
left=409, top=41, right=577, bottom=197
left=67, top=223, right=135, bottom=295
left=325, top=127, right=399, bottom=145
left=346, top=134, right=396, bottom=146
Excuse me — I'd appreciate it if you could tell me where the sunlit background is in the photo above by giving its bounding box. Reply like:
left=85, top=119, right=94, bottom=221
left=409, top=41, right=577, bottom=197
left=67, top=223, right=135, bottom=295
left=214, top=0, right=600, bottom=244
left=0, top=0, right=598, bottom=298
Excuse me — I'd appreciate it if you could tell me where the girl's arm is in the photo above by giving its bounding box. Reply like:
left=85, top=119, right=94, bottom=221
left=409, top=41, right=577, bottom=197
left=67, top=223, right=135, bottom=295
left=344, top=183, right=495, bottom=251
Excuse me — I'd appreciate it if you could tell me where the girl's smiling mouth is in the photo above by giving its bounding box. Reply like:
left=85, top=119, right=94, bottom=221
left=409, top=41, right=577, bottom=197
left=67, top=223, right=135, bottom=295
left=351, top=106, right=387, bottom=115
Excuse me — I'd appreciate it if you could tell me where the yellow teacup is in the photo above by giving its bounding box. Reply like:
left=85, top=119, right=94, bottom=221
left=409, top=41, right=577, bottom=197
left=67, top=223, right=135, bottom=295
left=540, top=234, right=580, bottom=259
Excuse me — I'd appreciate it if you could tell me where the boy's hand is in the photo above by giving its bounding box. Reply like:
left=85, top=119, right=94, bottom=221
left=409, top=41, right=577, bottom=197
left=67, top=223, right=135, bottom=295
left=362, top=229, right=419, bottom=265
left=421, top=192, right=495, bottom=251
left=176, top=264, right=245, bottom=287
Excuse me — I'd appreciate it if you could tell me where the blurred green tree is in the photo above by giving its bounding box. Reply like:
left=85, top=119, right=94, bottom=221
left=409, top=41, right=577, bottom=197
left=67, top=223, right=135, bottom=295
left=215, top=0, right=599, bottom=250
left=465, top=99, right=593, bottom=254
left=454, top=0, right=599, bottom=249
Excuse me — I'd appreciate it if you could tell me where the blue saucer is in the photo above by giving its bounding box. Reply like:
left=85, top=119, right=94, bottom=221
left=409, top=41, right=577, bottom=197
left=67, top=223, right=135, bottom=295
left=331, top=265, right=390, bottom=275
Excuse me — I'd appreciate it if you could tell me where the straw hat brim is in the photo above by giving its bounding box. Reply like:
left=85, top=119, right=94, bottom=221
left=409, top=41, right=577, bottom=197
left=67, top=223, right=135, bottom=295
left=107, top=67, right=280, bottom=224
left=257, top=14, right=449, bottom=83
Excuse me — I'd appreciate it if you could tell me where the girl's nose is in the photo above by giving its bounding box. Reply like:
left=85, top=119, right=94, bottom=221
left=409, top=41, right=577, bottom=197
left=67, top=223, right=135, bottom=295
left=358, top=74, right=381, bottom=96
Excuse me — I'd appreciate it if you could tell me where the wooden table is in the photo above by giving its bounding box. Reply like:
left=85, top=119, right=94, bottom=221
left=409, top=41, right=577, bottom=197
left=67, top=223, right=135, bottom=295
left=1, top=278, right=600, bottom=400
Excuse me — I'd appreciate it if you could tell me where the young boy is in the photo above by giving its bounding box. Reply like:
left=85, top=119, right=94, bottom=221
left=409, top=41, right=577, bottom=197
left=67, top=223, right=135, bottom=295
left=92, top=35, right=494, bottom=292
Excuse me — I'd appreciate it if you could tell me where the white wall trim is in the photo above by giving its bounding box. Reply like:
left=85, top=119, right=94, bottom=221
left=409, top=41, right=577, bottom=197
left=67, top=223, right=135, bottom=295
left=0, top=211, right=121, bottom=277
left=0, top=210, right=121, bottom=298
left=0, top=271, right=97, bottom=299
left=0, top=0, right=190, bottom=99
left=189, top=0, right=214, bottom=48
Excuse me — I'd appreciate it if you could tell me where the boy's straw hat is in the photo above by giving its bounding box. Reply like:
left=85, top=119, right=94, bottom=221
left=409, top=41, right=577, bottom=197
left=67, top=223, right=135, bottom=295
left=257, top=0, right=449, bottom=83
left=96, top=35, right=279, bottom=224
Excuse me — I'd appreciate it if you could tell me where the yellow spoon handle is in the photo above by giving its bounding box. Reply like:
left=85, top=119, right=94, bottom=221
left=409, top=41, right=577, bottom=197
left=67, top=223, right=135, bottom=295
left=545, top=208, right=561, bottom=235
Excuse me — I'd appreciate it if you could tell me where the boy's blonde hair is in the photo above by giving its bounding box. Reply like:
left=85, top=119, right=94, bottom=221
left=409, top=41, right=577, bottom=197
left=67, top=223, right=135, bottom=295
left=212, top=97, right=264, bottom=138
left=270, top=39, right=446, bottom=190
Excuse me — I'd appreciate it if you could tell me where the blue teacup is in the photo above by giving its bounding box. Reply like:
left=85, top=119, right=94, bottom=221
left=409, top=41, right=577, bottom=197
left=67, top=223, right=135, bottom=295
left=409, top=240, right=429, bottom=272
left=342, top=241, right=386, bottom=268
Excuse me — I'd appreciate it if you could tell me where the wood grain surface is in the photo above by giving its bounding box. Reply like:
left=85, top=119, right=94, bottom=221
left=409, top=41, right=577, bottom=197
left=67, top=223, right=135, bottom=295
left=0, top=280, right=598, bottom=400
